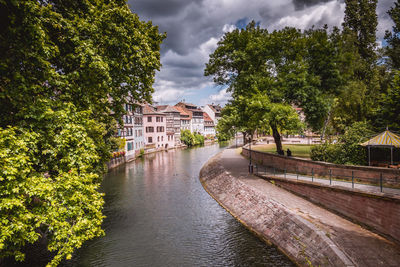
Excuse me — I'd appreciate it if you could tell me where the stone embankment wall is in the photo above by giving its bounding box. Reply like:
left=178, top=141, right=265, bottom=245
left=200, top=153, right=354, bottom=267
left=242, top=147, right=400, bottom=187
left=107, top=156, right=126, bottom=170
left=262, top=176, right=400, bottom=245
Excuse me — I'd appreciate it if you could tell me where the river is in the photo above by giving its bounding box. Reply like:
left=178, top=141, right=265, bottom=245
left=61, top=144, right=293, bottom=266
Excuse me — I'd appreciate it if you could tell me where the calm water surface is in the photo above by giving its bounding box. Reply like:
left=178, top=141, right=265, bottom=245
left=64, top=144, right=294, bottom=266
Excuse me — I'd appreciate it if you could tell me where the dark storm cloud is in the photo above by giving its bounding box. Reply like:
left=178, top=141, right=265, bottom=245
left=126, top=0, right=396, bottom=105
left=292, top=0, right=337, bottom=10
left=129, top=0, right=202, bottom=18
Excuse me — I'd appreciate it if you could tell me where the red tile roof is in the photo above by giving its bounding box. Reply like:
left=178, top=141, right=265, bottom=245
left=174, top=106, right=192, bottom=120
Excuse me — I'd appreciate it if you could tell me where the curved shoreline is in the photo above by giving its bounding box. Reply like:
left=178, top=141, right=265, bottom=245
left=200, top=148, right=400, bottom=266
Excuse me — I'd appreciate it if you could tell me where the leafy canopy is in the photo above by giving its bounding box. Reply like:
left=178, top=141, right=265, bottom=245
left=0, top=0, right=164, bottom=265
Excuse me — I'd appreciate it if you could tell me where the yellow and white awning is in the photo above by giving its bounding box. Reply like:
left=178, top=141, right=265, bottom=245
left=361, top=130, right=400, bottom=148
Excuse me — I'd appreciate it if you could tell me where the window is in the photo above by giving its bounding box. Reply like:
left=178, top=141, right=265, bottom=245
left=146, top=127, right=154, bottom=133
left=127, top=142, right=133, bottom=151
left=148, top=137, right=153, bottom=143
left=157, top=136, right=160, bottom=142
left=161, top=136, right=164, bottom=141
left=161, top=117, right=163, bottom=122
left=147, top=116, right=152, bottom=122
left=156, top=117, right=160, bottom=122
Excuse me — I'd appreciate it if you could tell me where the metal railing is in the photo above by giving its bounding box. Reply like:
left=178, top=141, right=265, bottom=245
left=252, top=164, right=400, bottom=195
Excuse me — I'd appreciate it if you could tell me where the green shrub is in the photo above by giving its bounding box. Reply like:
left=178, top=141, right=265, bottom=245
left=311, top=122, right=373, bottom=165
left=180, top=130, right=205, bottom=146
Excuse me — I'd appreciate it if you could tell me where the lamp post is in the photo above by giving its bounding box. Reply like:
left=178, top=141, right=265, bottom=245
left=248, top=135, right=253, bottom=173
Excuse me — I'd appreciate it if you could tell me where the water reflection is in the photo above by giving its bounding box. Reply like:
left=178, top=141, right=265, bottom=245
left=60, top=144, right=294, bottom=266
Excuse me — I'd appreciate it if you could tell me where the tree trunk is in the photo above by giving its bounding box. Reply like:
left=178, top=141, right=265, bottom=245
left=271, top=124, right=283, bottom=154
left=321, top=108, right=332, bottom=141
left=242, top=132, right=247, bottom=144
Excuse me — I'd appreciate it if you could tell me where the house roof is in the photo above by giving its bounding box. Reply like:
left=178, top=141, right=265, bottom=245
left=174, top=106, right=192, bottom=120
left=203, top=112, right=213, bottom=122
left=157, top=105, right=180, bottom=113
left=208, top=104, right=222, bottom=114
left=143, top=104, right=165, bottom=115
left=203, top=112, right=215, bottom=126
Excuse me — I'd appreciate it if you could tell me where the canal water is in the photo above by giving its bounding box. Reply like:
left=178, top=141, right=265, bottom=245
left=63, top=144, right=294, bottom=266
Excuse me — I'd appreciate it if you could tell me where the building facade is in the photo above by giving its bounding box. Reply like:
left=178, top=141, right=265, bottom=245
left=202, top=104, right=222, bottom=125
left=157, top=105, right=181, bottom=146
left=203, top=112, right=215, bottom=137
left=175, top=102, right=204, bottom=135
left=133, top=104, right=145, bottom=156
left=143, top=104, right=169, bottom=150
left=123, top=103, right=136, bottom=160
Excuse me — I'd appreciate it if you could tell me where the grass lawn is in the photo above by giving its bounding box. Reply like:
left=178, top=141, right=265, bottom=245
left=253, top=144, right=314, bottom=158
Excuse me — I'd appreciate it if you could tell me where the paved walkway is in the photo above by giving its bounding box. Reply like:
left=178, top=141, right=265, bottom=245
left=220, top=147, right=400, bottom=267
left=254, top=167, right=400, bottom=195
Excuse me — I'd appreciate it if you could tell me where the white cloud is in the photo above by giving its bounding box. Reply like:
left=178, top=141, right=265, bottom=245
left=270, top=1, right=345, bottom=31
left=222, top=24, right=236, bottom=33
left=206, top=88, right=232, bottom=105
left=153, top=87, right=186, bottom=103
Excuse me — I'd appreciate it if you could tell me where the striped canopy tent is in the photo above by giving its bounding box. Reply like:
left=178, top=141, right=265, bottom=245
left=360, top=129, right=400, bottom=166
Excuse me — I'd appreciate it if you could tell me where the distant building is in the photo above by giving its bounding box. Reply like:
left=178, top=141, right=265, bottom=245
left=143, top=104, right=171, bottom=150
left=123, top=103, right=135, bottom=160
left=157, top=105, right=181, bottom=146
left=203, top=112, right=215, bottom=137
left=202, top=104, right=222, bottom=125
left=174, top=105, right=191, bottom=132
left=175, top=102, right=204, bottom=135
left=133, top=104, right=145, bottom=156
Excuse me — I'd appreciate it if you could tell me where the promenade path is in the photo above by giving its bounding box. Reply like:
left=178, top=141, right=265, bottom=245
left=254, top=166, right=400, bottom=195
left=220, top=147, right=400, bottom=266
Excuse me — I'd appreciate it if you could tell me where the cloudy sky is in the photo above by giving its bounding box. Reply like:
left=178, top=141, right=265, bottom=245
left=127, top=0, right=395, bottom=106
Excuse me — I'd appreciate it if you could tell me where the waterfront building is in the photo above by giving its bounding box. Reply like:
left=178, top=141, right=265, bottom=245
left=174, top=105, right=191, bottom=132
left=133, top=104, right=145, bottom=156
left=175, top=102, right=204, bottom=135
left=143, top=104, right=169, bottom=150
left=202, top=104, right=222, bottom=125
left=157, top=105, right=181, bottom=146
left=203, top=112, right=215, bottom=137
left=123, top=103, right=136, bottom=160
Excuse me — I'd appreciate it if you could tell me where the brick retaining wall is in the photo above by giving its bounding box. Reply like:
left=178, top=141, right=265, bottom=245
left=262, top=177, right=400, bottom=245
left=242, top=147, right=400, bottom=187
left=200, top=153, right=355, bottom=267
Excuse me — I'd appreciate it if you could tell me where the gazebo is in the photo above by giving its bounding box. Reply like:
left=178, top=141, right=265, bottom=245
left=361, top=129, right=400, bottom=166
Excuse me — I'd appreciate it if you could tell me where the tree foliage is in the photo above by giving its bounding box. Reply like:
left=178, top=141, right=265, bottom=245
left=0, top=0, right=163, bottom=265
left=180, top=130, right=204, bottom=147
left=385, top=0, right=400, bottom=70
left=311, top=122, right=374, bottom=165
left=206, top=23, right=337, bottom=153
left=0, top=104, right=105, bottom=266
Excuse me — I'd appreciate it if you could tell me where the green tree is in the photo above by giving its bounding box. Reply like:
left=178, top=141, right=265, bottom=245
left=374, top=71, right=400, bottom=131
left=343, top=0, right=378, bottom=66
left=0, top=0, right=164, bottom=163
left=385, top=0, right=400, bottom=69
left=206, top=23, right=332, bottom=153
left=0, top=1, right=163, bottom=265
left=0, top=103, right=105, bottom=266
left=311, top=121, right=374, bottom=165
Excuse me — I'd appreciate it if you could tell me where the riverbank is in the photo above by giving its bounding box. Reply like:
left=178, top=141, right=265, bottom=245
left=200, top=147, right=400, bottom=266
